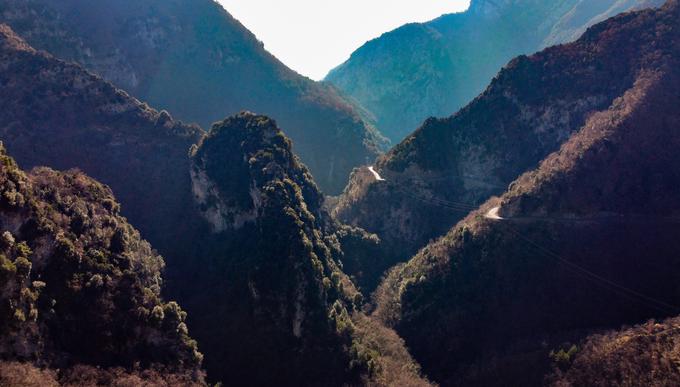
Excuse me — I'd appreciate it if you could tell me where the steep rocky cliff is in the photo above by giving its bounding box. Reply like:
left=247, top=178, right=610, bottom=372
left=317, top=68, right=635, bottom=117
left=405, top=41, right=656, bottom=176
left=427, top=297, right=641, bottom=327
left=181, top=112, right=430, bottom=385
left=184, top=113, right=360, bottom=384
left=334, top=0, right=674, bottom=289
left=0, top=0, right=385, bottom=194
left=0, top=144, right=204, bottom=385
left=327, top=0, right=663, bottom=143
left=373, top=3, right=680, bottom=384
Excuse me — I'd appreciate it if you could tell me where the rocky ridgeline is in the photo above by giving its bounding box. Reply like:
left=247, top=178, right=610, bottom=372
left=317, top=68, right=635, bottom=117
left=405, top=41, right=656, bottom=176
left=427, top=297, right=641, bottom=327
left=327, top=0, right=663, bottom=143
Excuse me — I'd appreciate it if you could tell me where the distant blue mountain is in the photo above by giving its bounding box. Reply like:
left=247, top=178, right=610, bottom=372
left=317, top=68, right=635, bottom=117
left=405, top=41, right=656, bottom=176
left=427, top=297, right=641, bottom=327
left=326, top=0, right=664, bottom=143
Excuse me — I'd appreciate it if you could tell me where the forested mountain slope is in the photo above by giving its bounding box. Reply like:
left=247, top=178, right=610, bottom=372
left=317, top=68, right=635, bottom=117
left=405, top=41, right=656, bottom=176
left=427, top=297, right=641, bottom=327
left=334, top=0, right=674, bottom=289
left=373, top=3, right=680, bottom=385
left=0, top=0, right=385, bottom=193
left=0, top=145, right=204, bottom=385
left=0, top=23, right=204, bottom=261
left=549, top=317, right=680, bottom=386
left=183, top=113, right=430, bottom=385
left=327, top=0, right=663, bottom=143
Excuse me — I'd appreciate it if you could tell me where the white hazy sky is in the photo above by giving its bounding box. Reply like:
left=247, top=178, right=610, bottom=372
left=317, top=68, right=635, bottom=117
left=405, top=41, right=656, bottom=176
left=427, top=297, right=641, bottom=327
left=218, top=0, right=471, bottom=80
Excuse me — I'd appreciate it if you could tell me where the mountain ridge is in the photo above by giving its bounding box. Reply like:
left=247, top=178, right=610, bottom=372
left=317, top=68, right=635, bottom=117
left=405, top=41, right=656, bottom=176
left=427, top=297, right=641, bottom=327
left=0, top=0, right=386, bottom=193
left=0, top=25, right=431, bottom=385
left=371, top=2, right=680, bottom=384
left=326, top=0, right=664, bottom=143
left=333, top=0, right=672, bottom=290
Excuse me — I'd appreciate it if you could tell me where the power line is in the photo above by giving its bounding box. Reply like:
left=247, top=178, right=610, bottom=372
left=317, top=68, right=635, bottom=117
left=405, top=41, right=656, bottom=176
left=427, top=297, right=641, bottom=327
left=379, top=178, right=680, bottom=314
left=384, top=176, right=680, bottom=326
left=383, top=169, right=509, bottom=190
left=502, top=224, right=680, bottom=315
left=391, top=184, right=478, bottom=213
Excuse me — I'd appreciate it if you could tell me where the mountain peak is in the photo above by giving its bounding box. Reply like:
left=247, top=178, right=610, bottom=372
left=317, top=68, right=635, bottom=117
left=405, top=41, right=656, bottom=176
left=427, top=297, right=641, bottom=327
left=190, top=111, right=322, bottom=233
left=326, top=0, right=664, bottom=144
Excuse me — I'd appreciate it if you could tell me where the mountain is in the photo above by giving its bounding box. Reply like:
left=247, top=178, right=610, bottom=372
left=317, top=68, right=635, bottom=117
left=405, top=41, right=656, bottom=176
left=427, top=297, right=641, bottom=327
left=333, top=0, right=673, bottom=290
left=326, top=0, right=664, bottom=143
left=0, top=144, right=204, bottom=385
left=184, top=113, right=431, bottom=385
left=549, top=317, right=680, bottom=386
left=0, top=25, right=429, bottom=385
left=0, top=23, right=204, bottom=263
left=185, top=112, right=360, bottom=385
left=0, top=0, right=385, bottom=194
left=371, top=2, right=680, bottom=384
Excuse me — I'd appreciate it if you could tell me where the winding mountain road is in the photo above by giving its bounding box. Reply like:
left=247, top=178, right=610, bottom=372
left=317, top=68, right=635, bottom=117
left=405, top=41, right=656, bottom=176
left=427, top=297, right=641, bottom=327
left=485, top=206, right=504, bottom=221
left=368, top=166, right=385, bottom=181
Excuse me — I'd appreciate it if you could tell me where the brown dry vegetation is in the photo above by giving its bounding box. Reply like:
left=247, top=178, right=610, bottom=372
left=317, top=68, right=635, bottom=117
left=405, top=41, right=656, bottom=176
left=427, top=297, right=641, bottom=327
left=550, top=318, right=680, bottom=386
left=334, top=0, right=676, bottom=283
left=373, top=2, right=680, bottom=385
left=0, top=362, right=204, bottom=387
left=0, top=143, right=204, bottom=384
left=352, top=314, right=433, bottom=387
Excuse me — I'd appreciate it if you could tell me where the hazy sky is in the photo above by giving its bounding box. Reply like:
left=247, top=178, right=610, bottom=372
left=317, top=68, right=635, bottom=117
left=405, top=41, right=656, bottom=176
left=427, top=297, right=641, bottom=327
left=218, top=1, right=471, bottom=80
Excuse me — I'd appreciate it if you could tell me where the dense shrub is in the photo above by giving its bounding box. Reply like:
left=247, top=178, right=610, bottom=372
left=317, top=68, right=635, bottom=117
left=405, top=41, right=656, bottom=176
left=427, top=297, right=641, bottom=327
left=0, top=144, right=204, bottom=384
left=550, top=318, right=680, bottom=386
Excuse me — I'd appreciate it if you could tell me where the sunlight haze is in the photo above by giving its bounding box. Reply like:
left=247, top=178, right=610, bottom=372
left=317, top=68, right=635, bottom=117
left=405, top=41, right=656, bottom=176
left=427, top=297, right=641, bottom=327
left=218, top=0, right=471, bottom=80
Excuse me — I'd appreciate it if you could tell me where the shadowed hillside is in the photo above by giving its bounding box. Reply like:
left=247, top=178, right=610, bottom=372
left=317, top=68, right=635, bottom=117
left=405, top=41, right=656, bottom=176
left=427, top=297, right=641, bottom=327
left=549, top=317, right=680, bottom=386
left=0, top=23, right=204, bottom=269
left=373, top=3, right=680, bottom=384
left=334, top=0, right=674, bottom=291
left=0, top=25, right=429, bottom=385
left=180, top=112, right=430, bottom=385
left=0, top=144, right=204, bottom=385
left=0, top=0, right=386, bottom=193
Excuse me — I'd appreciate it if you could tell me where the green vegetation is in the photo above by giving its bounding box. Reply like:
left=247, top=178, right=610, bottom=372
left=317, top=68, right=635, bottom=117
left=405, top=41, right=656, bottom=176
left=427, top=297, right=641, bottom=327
left=9, top=2, right=678, bottom=385
left=549, top=345, right=579, bottom=369
left=372, top=3, right=680, bottom=385
left=0, top=144, right=204, bottom=384
left=170, top=112, right=429, bottom=385
left=0, top=25, right=429, bottom=385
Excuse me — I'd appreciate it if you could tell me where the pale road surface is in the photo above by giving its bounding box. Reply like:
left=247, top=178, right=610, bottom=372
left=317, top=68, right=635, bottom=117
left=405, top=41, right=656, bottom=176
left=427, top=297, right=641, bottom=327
left=485, top=206, right=504, bottom=220
left=368, top=166, right=386, bottom=181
